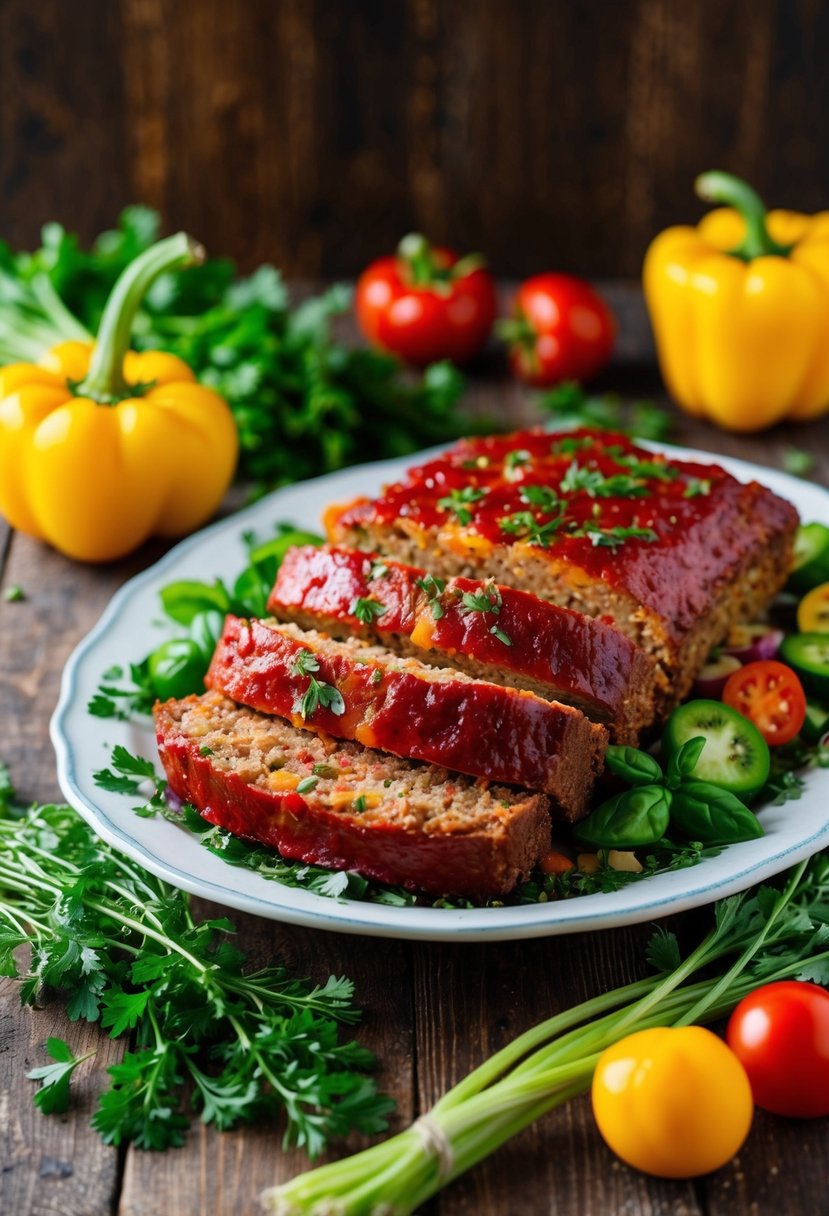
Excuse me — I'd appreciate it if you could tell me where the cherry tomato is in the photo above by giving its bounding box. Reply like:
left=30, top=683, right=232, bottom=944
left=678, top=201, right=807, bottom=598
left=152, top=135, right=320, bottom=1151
left=500, top=273, right=615, bottom=386
left=726, top=981, right=829, bottom=1118
left=592, top=1026, right=753, bottom=1178
left=355, top=234, right=497, bottom=367
left=798, top=582, right=829, bottom=633
left=721, top=659, right=807, bottom=746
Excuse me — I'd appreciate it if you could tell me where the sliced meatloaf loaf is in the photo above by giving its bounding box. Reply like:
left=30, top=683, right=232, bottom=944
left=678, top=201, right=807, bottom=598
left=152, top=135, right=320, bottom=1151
left=155, top=691, right=551, bottom=899
left=268, top=543, right=660, bottom=744
left=327, top=427, right=799, bottom=711
left=205, top=616, right=607, bottom=817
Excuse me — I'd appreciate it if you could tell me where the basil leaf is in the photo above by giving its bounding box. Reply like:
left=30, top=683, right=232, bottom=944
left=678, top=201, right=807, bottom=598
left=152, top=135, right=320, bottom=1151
left=670, top=782, right=764, bottom=845
left=575, top=785, right=672, bottom=849
left=665, top=735, right=706, bottom=789
left=159, top=580, right=231, bottom=625
left=189, top=609, right=226, bottom=658
left=604, top=746, right=664, bottom=787
left=231, top=565, right=270, bottom=618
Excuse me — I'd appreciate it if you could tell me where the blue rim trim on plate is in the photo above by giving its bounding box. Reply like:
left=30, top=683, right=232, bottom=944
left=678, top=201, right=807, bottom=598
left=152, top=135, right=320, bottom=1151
left=50, top=441, right=829, bottom=941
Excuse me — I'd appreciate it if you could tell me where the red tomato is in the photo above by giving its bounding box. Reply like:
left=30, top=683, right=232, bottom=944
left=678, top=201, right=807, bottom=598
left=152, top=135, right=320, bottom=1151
left=726, top=981, right=829, bottom=1118
left=721, top=659, right=807, bottom=746
left=501, top=273, right=615, bottom=386
left=355, top=234, right=497, bottom=367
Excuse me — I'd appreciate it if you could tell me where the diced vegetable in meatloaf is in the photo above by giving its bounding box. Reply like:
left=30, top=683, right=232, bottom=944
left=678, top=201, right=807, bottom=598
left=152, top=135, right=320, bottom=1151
left=206, top=616, right=606, bottom=817
left=327, top=427, right=799, bottom=711
left=154, top=691, right=551, bottom=899
left=268, top=543, right=660, bottom=744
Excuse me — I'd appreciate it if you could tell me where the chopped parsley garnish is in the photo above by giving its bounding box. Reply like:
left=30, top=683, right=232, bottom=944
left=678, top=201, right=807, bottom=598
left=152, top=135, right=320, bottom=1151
left=559, top=460, right=658, bottom=500
left=350, top=596, right=387, bottom=625
left=437, top=485, right=488, bottom=525
left=3, top=584, right=25, bottom=603
left=559, top=461, right=606, bottom=496
left=296, top=776, right=318, bottom=794
left=369, top=560, right=390, bottom=581
left=353, top=795, right=367, bottom=813
left=504, top=449, right=531, bottom=479
left=199, top=746, right=214, bottom=757
left=459, top=582, right=511, bottom=645
left=580, top=524, right=659, bottom=551
left=550, top=435, right=594, bottom=455
left=683, top=477, right=712, bottom=499
left=519, top=484, right=563, bottom=512
left=291, top=649, right=345, bottom=719
left=615, top=456, right=679, bottom=482
left=498, top=511, right=564, bottom=548
left=370, top=669, right=383, bottom=685
left=416, top=573, right=447, bottom=620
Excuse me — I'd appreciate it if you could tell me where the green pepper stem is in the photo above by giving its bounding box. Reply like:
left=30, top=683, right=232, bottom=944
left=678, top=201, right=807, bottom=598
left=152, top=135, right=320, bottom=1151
left=695, top=171, right=791, bottom=261
left=76, top=232, right=203, bottom=403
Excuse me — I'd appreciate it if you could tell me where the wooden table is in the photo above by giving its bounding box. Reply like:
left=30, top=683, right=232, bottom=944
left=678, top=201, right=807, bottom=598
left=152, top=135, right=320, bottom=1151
left=2, top=285, right=828, bottom=1216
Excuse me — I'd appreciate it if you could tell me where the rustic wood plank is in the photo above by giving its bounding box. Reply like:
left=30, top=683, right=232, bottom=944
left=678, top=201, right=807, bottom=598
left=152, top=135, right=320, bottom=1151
left=0, top=983, right=124, bottom=1216
left=117, top=918, right=414, bottom=1215
left=413, top=926, right=703, bottom=1215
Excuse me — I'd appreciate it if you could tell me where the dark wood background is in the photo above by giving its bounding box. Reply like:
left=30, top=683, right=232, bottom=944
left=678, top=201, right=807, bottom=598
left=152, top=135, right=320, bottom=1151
left=1, top=0, right=827, bottom=278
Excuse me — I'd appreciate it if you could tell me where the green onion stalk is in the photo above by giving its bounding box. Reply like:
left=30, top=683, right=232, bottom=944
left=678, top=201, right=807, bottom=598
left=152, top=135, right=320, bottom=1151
left=263, top=855, right=829, bottom=1215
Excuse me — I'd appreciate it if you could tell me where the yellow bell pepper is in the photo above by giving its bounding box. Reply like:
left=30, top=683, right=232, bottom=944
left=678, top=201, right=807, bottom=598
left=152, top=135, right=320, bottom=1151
left=0, top=234, right=238, bottom=562
left=644, top=171, right=829, bottom=431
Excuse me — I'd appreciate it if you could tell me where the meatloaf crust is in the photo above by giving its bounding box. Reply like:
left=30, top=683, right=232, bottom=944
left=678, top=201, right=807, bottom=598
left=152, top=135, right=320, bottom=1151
left=268, top=543, right=660, bottom=743
left=206, top=616, right=606, bottom=816
left=328, top=427, right=799, bottom=709
left=155, top=691, right=551, bottom=899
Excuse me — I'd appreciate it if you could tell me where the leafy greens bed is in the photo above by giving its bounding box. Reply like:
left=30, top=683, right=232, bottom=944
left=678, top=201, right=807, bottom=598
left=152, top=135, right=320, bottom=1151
left=87, top=522, right=829, bottom=911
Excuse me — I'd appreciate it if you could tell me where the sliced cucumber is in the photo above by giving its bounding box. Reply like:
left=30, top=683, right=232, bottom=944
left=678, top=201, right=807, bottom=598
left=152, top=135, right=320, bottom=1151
left=788, top=523, right=829, bottom=594
left=779, top=633, right=829, bottom=700
left=802, top=700, right=829, bottom=745
left=662, top=699, right=770, bottom=801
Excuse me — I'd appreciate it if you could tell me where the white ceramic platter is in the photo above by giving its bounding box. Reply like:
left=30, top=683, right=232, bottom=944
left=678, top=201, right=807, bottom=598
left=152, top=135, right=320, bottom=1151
left=51, top=441, right=829, bottom=941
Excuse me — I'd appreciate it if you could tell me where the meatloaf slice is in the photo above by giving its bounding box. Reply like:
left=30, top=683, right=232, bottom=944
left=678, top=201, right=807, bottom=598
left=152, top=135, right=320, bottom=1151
left=205, top=616, right=607, bottom=817
left=155, top=691, right=551, bottom=899
left=268, top=543, right=660, bottom=744
left=327, top=427, right=799, bottom=712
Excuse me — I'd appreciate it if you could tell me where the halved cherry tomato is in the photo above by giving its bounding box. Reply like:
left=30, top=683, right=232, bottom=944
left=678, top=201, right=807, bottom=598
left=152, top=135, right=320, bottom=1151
left=798, top=581, right=829, bottom=633
left=355, top=234, right=497, bottom=367
left=721, top=659, right=807, bottom=746
left=499, top=273, right=615, bottom=386
left=591, top=1026, right=753, bottom=1178
left=726, top=981, right=829, bottom=1118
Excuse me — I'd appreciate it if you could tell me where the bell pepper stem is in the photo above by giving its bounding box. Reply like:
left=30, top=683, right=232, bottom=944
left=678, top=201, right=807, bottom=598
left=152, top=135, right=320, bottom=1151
left=77, top=233, right=203, bottom=402
left=695, top=171, right=791, bottom=260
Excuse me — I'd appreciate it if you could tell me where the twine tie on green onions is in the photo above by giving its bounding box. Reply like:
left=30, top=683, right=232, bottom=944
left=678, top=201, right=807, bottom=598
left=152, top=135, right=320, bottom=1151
left=412, top=1114, right=454, bottom=1180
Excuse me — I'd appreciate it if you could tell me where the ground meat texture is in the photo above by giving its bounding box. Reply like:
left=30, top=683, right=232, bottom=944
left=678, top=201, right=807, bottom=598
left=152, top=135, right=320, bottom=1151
left=268, top=543, right=661, bottom=744
left=154, top=691, right=552, bottom=900
left=205, top=617, right=607, bottom=817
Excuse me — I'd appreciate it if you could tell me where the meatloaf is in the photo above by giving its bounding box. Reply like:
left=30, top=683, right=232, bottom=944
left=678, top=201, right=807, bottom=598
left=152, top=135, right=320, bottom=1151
left=155, top=691, right=551, bottom=899
left=268, top=543, right=660, bottom=744
left=327, top=427, right=799, bottom=710
left=205, top=616, right=607, bottom=816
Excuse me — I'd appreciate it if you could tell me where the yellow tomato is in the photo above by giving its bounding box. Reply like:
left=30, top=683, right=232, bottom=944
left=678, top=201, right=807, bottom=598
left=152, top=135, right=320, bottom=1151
left=591, top=1026, right=753, bottom=1178
left=798, top=582, right=829, bottom=633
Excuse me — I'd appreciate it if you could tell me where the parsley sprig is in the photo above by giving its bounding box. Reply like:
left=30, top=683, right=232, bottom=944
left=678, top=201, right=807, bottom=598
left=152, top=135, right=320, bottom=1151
left=0, top=767, right=392, bottom=1155
left=437, top=485, right=488, bottom=525
left=291, top=650, right=345, bottom=720
left=459, top=582, right=512, bottom=646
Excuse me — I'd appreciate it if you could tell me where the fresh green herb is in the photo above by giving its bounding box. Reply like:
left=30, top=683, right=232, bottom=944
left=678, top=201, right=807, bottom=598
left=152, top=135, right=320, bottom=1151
left=576, top=738, right=764, bottom=849
left=199, top=746, right=214, bottom=757
left=264, top=856, right=829, bottom=1212
left=296, top=676, right=346, bottom=722
left=28, top=1038, right=96, bottom=1115
left=368, top=560, right=389, bottom=581
left=497, top=511, right=564, bottom=548
left=783, top=447, right=815, bottom=477
left=436, top=485, right=488, bottom=525
left=559, top=461, right=605, bottom=496
left=579, top=524, right=659, bottom=551
left=353, top=795, right=367, bottom=813
left=3, top=584, right=25, bottom=603
left=351, top=596, right=387, bottom=625
left=683, top=477, right=712, bottom=499
left=415, top=573, right=447, bottom=620
left=371, top=669, right=383, bottom=685
left=292, top=649, right=320, bottom=678
left=460, top=585, right=503, bottom=615
left=519, top=484, right=562, bottom=513
left=296, top=776, right=318, bottom=794
left=489, top=625, right=513, bottom=647
left=504, top=448, right=531, bottom=475
left=0, top=776, right=392, bottom=1155
left=0, top=209, right=472, bottom=490
left=538, top=382, right=673, bottom=442
left=550, top=435, right=594, bottom=455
